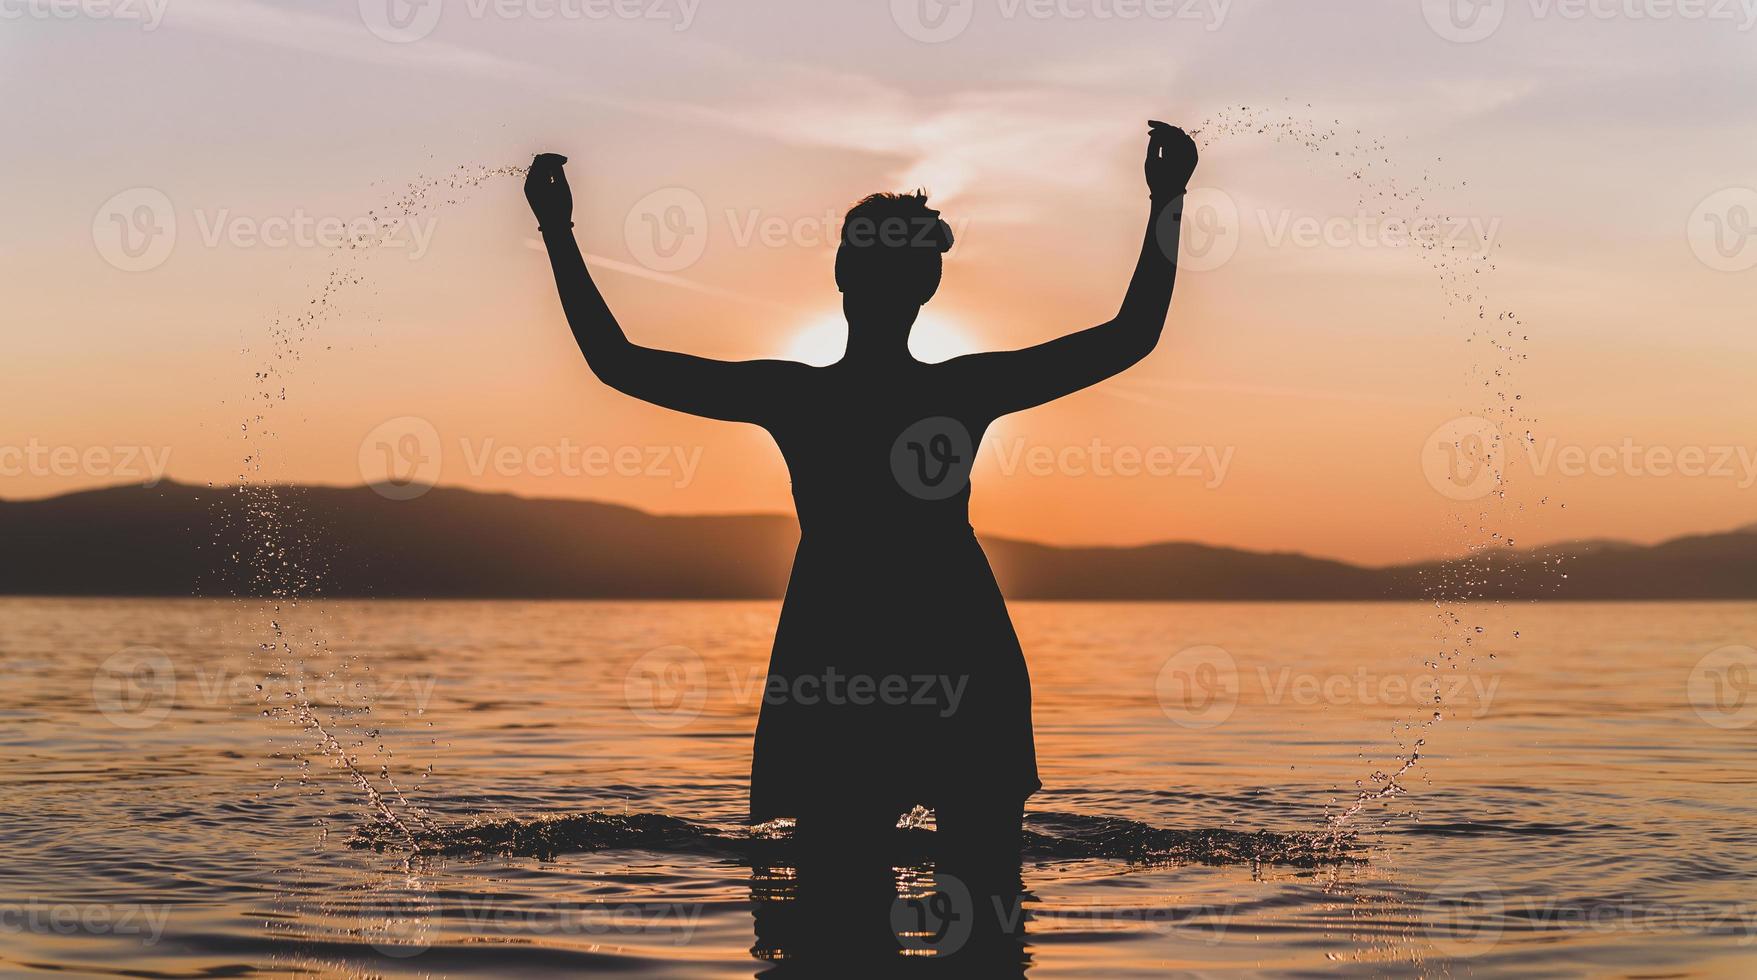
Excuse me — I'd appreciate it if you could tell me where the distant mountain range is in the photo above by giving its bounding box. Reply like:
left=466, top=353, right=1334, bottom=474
left=3, top=481, right=1755, bottom=600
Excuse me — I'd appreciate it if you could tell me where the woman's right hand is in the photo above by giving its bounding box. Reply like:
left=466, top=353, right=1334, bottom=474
left=525, top=152, right=573, bottom=230
left=1144, top=121, right=1197, bottom=200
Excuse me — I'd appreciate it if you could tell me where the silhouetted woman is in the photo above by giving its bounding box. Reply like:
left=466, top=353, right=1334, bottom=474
left=525, top=123, right=1198, bottom=872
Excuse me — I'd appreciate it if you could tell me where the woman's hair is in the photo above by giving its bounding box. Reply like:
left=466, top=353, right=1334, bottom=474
left=834, top=191, right=954, bottom=305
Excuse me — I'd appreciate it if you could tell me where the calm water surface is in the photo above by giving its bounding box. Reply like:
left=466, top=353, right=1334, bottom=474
left=3, top=598, right=1755, bottom=977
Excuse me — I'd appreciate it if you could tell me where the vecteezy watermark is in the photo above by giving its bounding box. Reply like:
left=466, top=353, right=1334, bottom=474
left=1256, top=667, right=1500, bottom=717
left=1425, top=882, right=1757, bottom=954
left=227, top=666, right=440, bottom=714
left=892, top=417, right=977, bottom=501
left=997, top=897, right=1233, bottom=943
left=1162, top=188, right=1501, bottom=273
left=0, top=439, right=171, bottom=486
left=461, top=897, right=704, bottom=942
left=889, top=0, right=1230, bottom=42
left=1688, top=645, right=1757, bottom=729
left=1423, top=877, right=1506, bottom=956
left=624, top=187, right=708, bottom=273
left=891, top=870, right=974, bottom=955
left=991, top=438, right=1234, bottom=487
left=92, top=188, right=176, bottom=272
left=357, top=416, right=704, bottom=500
left=91, top=188, right=438, bottom=272
left=1420, top=0, right=1508, bottom=40
left=359, top=416, right=444, bottom=501
left=192, top=209, right=436, bottom=257
left=360, top=877, right=433, bottom=958
left=891, top=418, right=1232, bottom=497
left=362, top=884, right=705, bottom=957
left=0, top=900, right=171, bottom=946
left=92, top=647, right=177, bottom=729
left=1688, top=187, right=1757, bottom=273
left=1423, top=415, right=1757, bottom=501
left=748, top=669, right=969, bottom=717
left=1156, top=646, right=1499, bottom=727
left=358, top=0, right=700, bottom=43
left=457, top=438, right=701, bottom=487
left=895, top=881, right=1233, bottom=951
left=621, top=646, right=972, bottom=730
left=93, top=648, right=440, bottom=729
left=1422, top=416, right=1506, bottom=502
left=1167, top=187, right=1239, bottom=272
left=1518, top=438, right=1757, bottom=488
left=0, top=0, right=168, bottom=29
left=1422, top=0, right=1757, bottom=42
left=1255, top=210, right=1502, bottom=254
left=1156, top=645, right=1239, bottom=729
left=624, top=645, right=710, bottom=729
left=621, top=191, right=979, bottom=273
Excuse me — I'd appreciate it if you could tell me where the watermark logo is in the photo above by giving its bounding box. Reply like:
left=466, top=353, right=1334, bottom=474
left=892, top=0, right=1227, bottom=39
left=1688, top=187, right=1757, bottom=272
left=0, top=0, right=168, bottom=29
left=891, top=417, right=975, bottom=500
left=749, top=669, right=969, bottom=717
left=1423, top=877, right=1505, bottom=956
left=1422, top=416, right=1504, bottom=501
left=93, top=188, right=176, bottom=272
left=890, top=871, right=973, bottom=955
left=93, top=189, right=437, bottom=270
left=0, top=440, right=171, bottom=485
left=1165, top=192, right=1500, bottom=272
left=456, top=438, right=702, bottom=487
left=360, top=878, right=434, bottom=957
left=1688, top=645, right=1757, bottom=729
left=990, top=437, right=1233, bottom=486
left=362, top=0, right=701, bottom=38
left=92, top=646, right=176, bottom=729
left=359, top=416, right=443, bottom=500
left=359, top=419, right=707, bottom=498
left=0, top=900, right=170, bottom=945
left=190, top=209, right=436, bottom=257
left=1173, top=187, right=1240, bottom=272
left=625, top=187, right=708, bottom=273
left=359, top=0, right=444, bottom=42
left=890, top=0, right=976, bottom=40
left=1155, top=644, right=1238, bottom=729
left=1426, top=419, right=1757, bottom=496
left=1424, top=0, right=1757, bottom=39
left=624, top=645, right=708, bottom=728
left=1422, top=0, right=1506, bottom=41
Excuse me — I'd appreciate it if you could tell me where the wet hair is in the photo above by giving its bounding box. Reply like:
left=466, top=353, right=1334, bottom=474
left=834, top=191, right=954, bottom=304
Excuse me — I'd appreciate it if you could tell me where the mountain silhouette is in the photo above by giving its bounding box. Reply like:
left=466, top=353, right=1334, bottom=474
left=3, top=481, right=1754, bottom=600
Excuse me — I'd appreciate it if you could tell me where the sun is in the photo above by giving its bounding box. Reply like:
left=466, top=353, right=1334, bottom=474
left=782, top=313, right=982, bottom=366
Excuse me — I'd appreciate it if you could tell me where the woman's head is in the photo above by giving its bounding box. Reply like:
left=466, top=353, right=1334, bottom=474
left=834, top=191, right=954, bottom=309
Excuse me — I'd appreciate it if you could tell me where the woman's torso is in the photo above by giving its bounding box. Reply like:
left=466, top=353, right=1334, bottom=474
left=765, top=359, right=991, bottom=548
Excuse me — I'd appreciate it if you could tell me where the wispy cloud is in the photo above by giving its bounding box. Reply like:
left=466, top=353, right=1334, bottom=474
left=165, top=2, right=1156, bottom=213
left=521, top=238, right=804, bottom=312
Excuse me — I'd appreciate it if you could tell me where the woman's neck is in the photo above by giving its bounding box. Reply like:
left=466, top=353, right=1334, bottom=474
left=842, top=326, right=916, bottom=366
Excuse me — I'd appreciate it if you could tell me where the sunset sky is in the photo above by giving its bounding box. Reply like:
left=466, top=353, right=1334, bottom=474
left=4, top=0, right=1755, bottom=564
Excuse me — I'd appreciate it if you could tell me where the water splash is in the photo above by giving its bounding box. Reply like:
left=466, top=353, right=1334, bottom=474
left=348, top=808, right=1362, bottom=869
left=1190, top=102, right=1553, bottom=835
left=227, top=164, right=529, bottom=847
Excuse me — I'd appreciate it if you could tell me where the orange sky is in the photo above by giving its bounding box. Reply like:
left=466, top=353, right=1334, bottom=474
left=4, top=1, right=1755, bottom=565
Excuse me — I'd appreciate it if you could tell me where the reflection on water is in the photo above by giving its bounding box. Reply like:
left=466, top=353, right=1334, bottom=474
left=4, top=598, right=1757, bottom=976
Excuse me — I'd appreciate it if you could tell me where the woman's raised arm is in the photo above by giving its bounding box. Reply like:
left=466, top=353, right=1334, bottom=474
left=526, top=153, right=802, bottom=424
left=942, top=123, right=1198, bottom=419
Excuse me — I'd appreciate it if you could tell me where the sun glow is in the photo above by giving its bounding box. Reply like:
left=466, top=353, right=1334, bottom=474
left=782, top=313, right=982, bottom=367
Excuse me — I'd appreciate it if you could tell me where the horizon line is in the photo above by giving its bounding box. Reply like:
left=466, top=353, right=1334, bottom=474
left=8, top=478, right=1753, bottom=573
